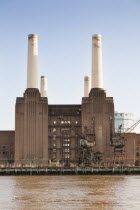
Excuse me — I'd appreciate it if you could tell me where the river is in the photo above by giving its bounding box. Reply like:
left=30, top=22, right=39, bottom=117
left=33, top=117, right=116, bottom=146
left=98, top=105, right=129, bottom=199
left=0, top=175, right=140, bottom=209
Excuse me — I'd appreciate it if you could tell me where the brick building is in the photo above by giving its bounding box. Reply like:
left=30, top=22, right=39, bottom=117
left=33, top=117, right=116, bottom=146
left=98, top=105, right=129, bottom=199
left=0, top=34, right=140, bottom=167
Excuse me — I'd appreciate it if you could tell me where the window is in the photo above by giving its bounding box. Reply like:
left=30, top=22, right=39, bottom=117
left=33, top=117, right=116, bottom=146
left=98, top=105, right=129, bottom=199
left=63, top=143, right=70, bottom=147
left=53, top=149, right=56, bottom=152
left=61, top=121, right=71, bottom=124
left=64, top=154, right=70, bottom=158
left=53, top=135, right=56, bottom=140
left=64, top=135, right=70, bottom=138
left=64, top=139, right=70, bottom=142
left=53, top=128, right=56, bottom=133
left=63, top=148, right=70, bottom=152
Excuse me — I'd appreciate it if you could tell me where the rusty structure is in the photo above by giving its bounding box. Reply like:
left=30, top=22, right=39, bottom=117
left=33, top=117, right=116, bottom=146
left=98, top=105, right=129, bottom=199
left=0, top=34, right=140, bottom=167
left=111, top=120, right=140, bottom=166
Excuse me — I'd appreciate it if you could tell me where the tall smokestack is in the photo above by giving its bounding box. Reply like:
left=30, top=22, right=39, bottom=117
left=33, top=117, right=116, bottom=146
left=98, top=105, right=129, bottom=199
left=84, top=76, right=91, bottom=97
left=27, top=34, right=38, bottom=88
left=40, top=76, right=47, bottom=97
left=91, top=34, right=103, bottom=89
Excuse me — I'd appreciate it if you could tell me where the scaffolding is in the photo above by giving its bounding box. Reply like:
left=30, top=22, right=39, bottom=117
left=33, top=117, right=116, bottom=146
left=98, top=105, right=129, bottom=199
left=111, top=119, right=140, bottom=166
left=57, top=116, right=97, bottom=167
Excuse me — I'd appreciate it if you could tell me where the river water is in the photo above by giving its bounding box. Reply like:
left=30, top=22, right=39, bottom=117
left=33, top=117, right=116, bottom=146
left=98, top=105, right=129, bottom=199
left=0, top=175, right=140, bottom=210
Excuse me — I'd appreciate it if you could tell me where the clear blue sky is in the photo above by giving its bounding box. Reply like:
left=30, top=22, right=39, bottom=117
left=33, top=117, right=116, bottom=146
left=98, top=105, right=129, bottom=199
left=0, top=0, right=140, bottom=131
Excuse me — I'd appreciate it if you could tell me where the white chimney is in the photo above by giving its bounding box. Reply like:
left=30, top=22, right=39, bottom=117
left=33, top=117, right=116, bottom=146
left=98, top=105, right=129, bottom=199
left=91, top=34, right=103, bottom=89
left=84, top=76, right=91, bottom=97
left=27, top=34, right=38, bottom=88
left=40, top=76, right=47, bottom=97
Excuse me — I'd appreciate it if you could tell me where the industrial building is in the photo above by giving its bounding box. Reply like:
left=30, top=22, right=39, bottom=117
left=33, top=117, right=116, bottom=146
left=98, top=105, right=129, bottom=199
left=0, top=34, right=140, bottom=167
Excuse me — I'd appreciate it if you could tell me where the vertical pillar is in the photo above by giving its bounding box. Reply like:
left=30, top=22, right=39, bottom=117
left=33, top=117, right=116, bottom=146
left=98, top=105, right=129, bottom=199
left=40, top=76, right=47, bottom=97
left=84, top=76, right=91, bottom=97
left=91, top=34, right=103, bottom=89
left=27, top=34, right=38, bottom=88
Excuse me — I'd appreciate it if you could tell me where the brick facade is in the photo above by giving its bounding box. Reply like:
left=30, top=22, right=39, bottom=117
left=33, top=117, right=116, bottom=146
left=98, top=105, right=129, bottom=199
left=0, top=88, right=140, bottom=166
left=15, top=88, right=48, bottom=166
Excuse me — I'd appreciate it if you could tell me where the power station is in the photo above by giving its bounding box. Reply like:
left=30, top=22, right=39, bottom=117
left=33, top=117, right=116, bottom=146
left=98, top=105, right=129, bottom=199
left=0, top=34, right=140, bottom=167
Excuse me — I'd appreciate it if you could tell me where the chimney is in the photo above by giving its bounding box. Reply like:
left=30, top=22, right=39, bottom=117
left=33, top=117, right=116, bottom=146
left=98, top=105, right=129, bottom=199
left=84, top=76, right=91, bottom=97
left=91, top=34, right=103, bottom=89
left=27, top=34, right=38, bottom=88
left=40, top=76, right=47, bottom=97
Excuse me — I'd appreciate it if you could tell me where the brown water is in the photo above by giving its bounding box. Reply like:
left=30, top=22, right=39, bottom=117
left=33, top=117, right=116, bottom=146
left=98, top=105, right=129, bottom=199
left=0, top=176, right=140, bottom=210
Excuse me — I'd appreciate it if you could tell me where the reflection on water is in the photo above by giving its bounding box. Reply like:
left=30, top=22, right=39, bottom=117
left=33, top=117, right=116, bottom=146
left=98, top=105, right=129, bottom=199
left=0, top=175, right=140, bottom=209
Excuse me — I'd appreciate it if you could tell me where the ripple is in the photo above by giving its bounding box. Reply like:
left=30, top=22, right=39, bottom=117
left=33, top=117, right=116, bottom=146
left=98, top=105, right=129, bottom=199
left=0, top=175, right=140, bottom=209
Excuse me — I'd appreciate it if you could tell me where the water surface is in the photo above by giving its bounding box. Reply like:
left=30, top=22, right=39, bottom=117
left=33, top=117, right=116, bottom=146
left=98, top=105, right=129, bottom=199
left=0, top=175, right=140, bottom=209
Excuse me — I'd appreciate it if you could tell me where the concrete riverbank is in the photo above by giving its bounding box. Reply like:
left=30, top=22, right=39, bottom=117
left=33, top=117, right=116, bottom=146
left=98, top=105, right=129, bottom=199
left=0, top=167, right=140, bottom=175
